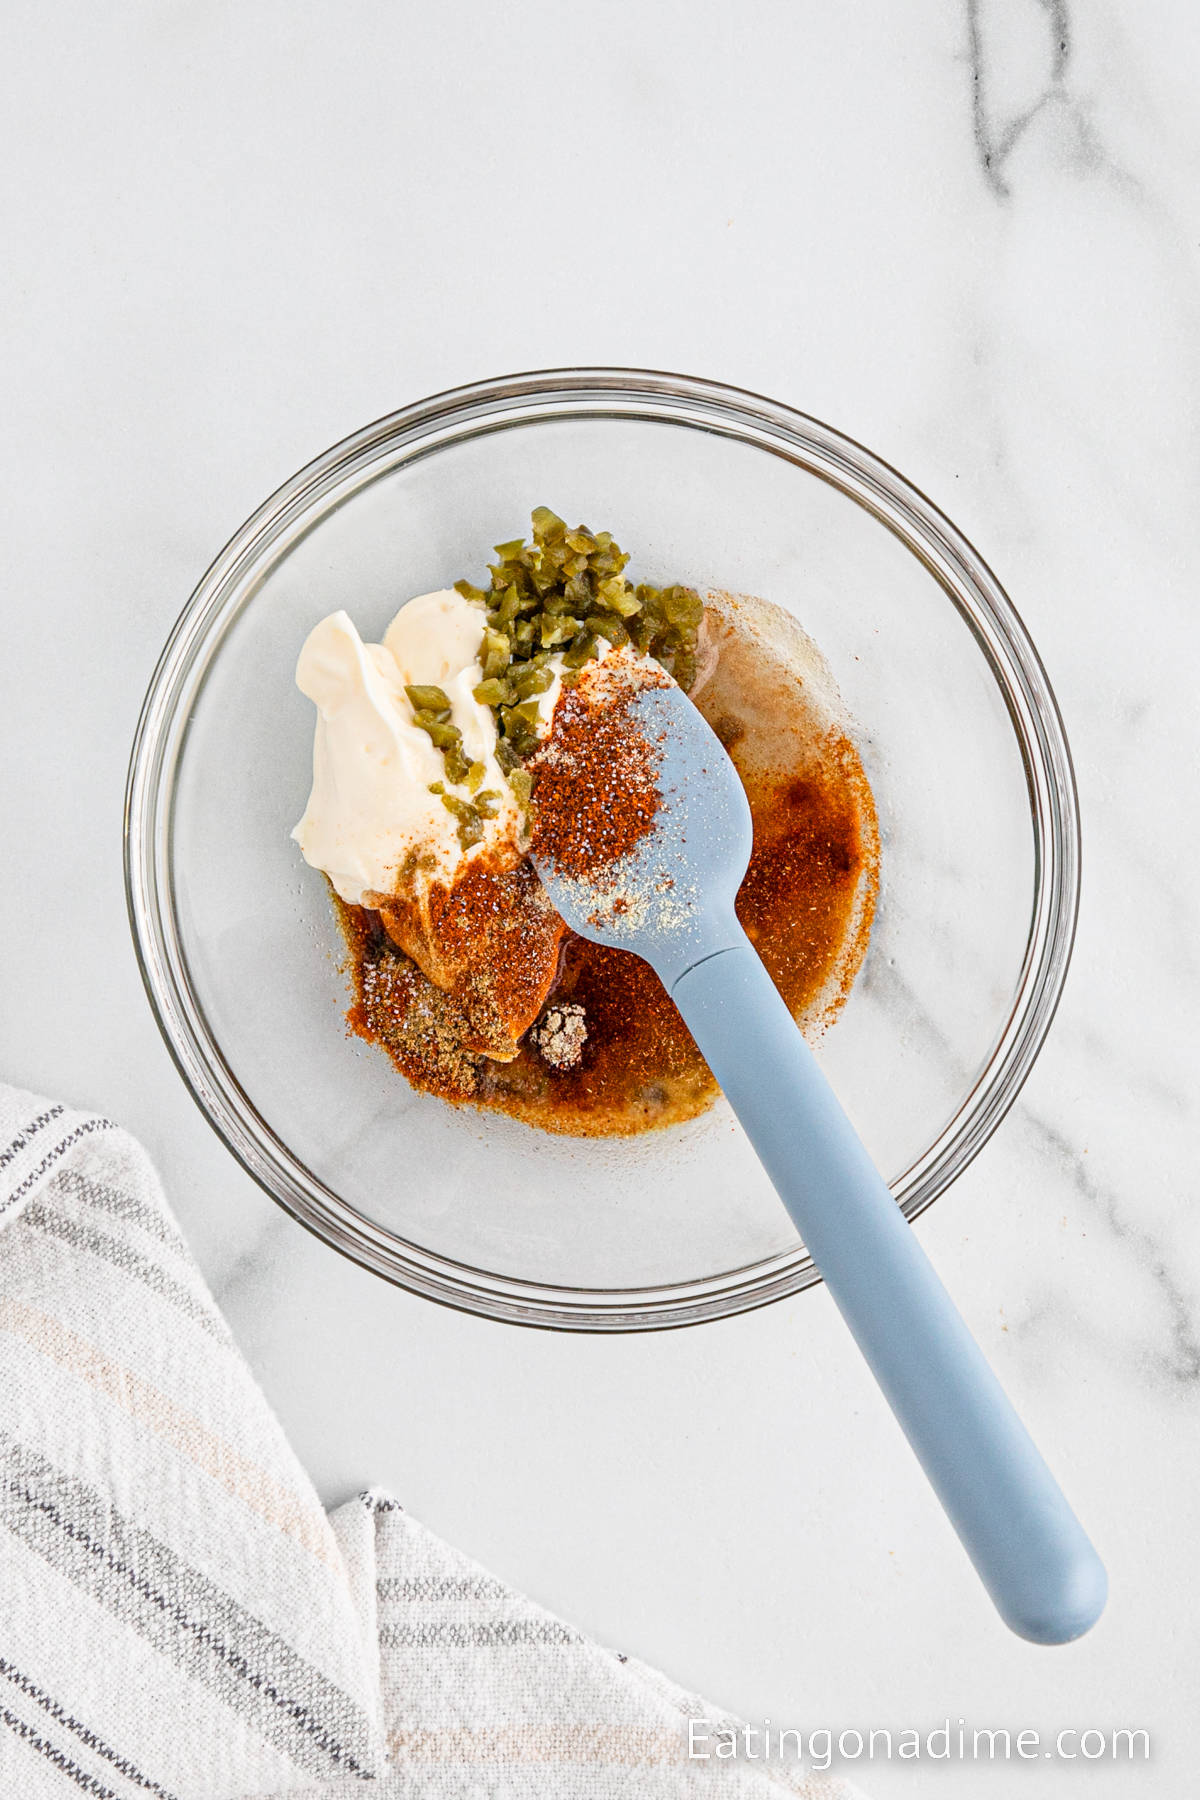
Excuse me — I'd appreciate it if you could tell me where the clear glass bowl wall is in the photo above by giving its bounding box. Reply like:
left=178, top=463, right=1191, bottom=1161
left=125, top=371, right=1079, bottom=1329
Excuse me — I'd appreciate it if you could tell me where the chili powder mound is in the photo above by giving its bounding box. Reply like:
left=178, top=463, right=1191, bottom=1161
left=529, top=663, right=668, bottom=883
left=370, top=856, right=565, bottom=1061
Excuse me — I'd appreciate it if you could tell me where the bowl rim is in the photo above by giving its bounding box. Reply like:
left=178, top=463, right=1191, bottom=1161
left=124, top=365, right=1080, bottom=1331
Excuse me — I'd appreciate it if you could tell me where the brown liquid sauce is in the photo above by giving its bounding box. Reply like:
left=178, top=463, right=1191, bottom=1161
left=337, top=591, right=879, bottom=1137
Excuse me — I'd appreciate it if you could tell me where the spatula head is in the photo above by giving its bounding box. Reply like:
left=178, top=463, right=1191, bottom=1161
left=531, top=681, right=753, bottom=988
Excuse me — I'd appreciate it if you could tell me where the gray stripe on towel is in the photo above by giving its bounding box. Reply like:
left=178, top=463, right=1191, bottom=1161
left=0, top=1703, right=120, bottom=1799
left=51, top=1167, right=186, bottom=1252
left=18, top=1204, right=226, bottom=1343
left=0, top=1658, right=177, bottom=1800
left=1, top=1121, right=116, bottom=1218
left=0, top=1435, right=376, bottom=1782
left=376, top=1575, right=508, bottom=1604
left=380, top=1619, right=580, bottom=1649
left=0, top=1106, right=64, bottom=1171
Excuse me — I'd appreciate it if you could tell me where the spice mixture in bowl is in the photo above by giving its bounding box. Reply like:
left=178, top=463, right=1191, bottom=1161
left=125, top=370, right=1078, bottom=1329
left=292, top=509, right=879, bottom=1137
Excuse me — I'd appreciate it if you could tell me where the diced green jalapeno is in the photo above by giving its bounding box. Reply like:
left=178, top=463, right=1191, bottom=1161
left=480, top=628, right=511, bottom=678
left=473, top=677, right=515, bottom=707
left=495, top=584, right=524, bottom=625
left=443, top=743, right=472, bottom=785
left=405, top=684, right=451, bottom=716
left=538, top=615, right=577, bottom=647
left=451, top=508, right=704, bottom=788
left=421, top=719, right=462, bottom=750
left=562, top=630, right=600, bottom=668
left=513, top=664, right=553, bottom=699
left=531, top=505, right=566, bottom=540
left=588, top=613, right=629, bottom=648
left=662, top=585, right=704, bottom=627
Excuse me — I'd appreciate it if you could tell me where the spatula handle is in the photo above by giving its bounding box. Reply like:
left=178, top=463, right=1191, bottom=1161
left=671, top=933, right=1106, bottom=1644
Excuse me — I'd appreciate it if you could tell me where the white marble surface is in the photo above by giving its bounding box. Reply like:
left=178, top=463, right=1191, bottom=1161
left=4, top=1, right=1199, bottom=1792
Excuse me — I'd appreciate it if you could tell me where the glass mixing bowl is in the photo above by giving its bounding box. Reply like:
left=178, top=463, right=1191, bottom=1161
left=125, top=369, right=1079, bottom=1330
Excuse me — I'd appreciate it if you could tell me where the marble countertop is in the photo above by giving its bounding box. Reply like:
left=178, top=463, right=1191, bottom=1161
left=4, top=1, right=1198, bottom=1792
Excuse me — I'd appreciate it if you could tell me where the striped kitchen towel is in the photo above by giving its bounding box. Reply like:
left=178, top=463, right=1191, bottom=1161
left=0, top=1083, right=866, bottom=1800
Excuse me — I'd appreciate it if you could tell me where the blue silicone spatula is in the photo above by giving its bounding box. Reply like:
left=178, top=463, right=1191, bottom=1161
left=532, top=679, right=1106, bottom=1644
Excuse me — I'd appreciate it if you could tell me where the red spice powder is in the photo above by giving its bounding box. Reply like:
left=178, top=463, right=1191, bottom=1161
left=476, top=745, right=875, bottom=1135
left=331, top=618, right=879, bottom=1137
left=529, top=670, right=665, bottom=882
left=371, top=855, right=567, bottom=1062
left=736, top=764, right=867, bottom=994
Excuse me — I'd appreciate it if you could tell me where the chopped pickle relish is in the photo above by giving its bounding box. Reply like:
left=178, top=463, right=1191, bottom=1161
left=411, top=506, right=704, bottom=846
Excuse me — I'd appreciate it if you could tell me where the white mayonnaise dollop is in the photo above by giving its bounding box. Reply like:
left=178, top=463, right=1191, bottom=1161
left=292, top=588, right=559, bottom=905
